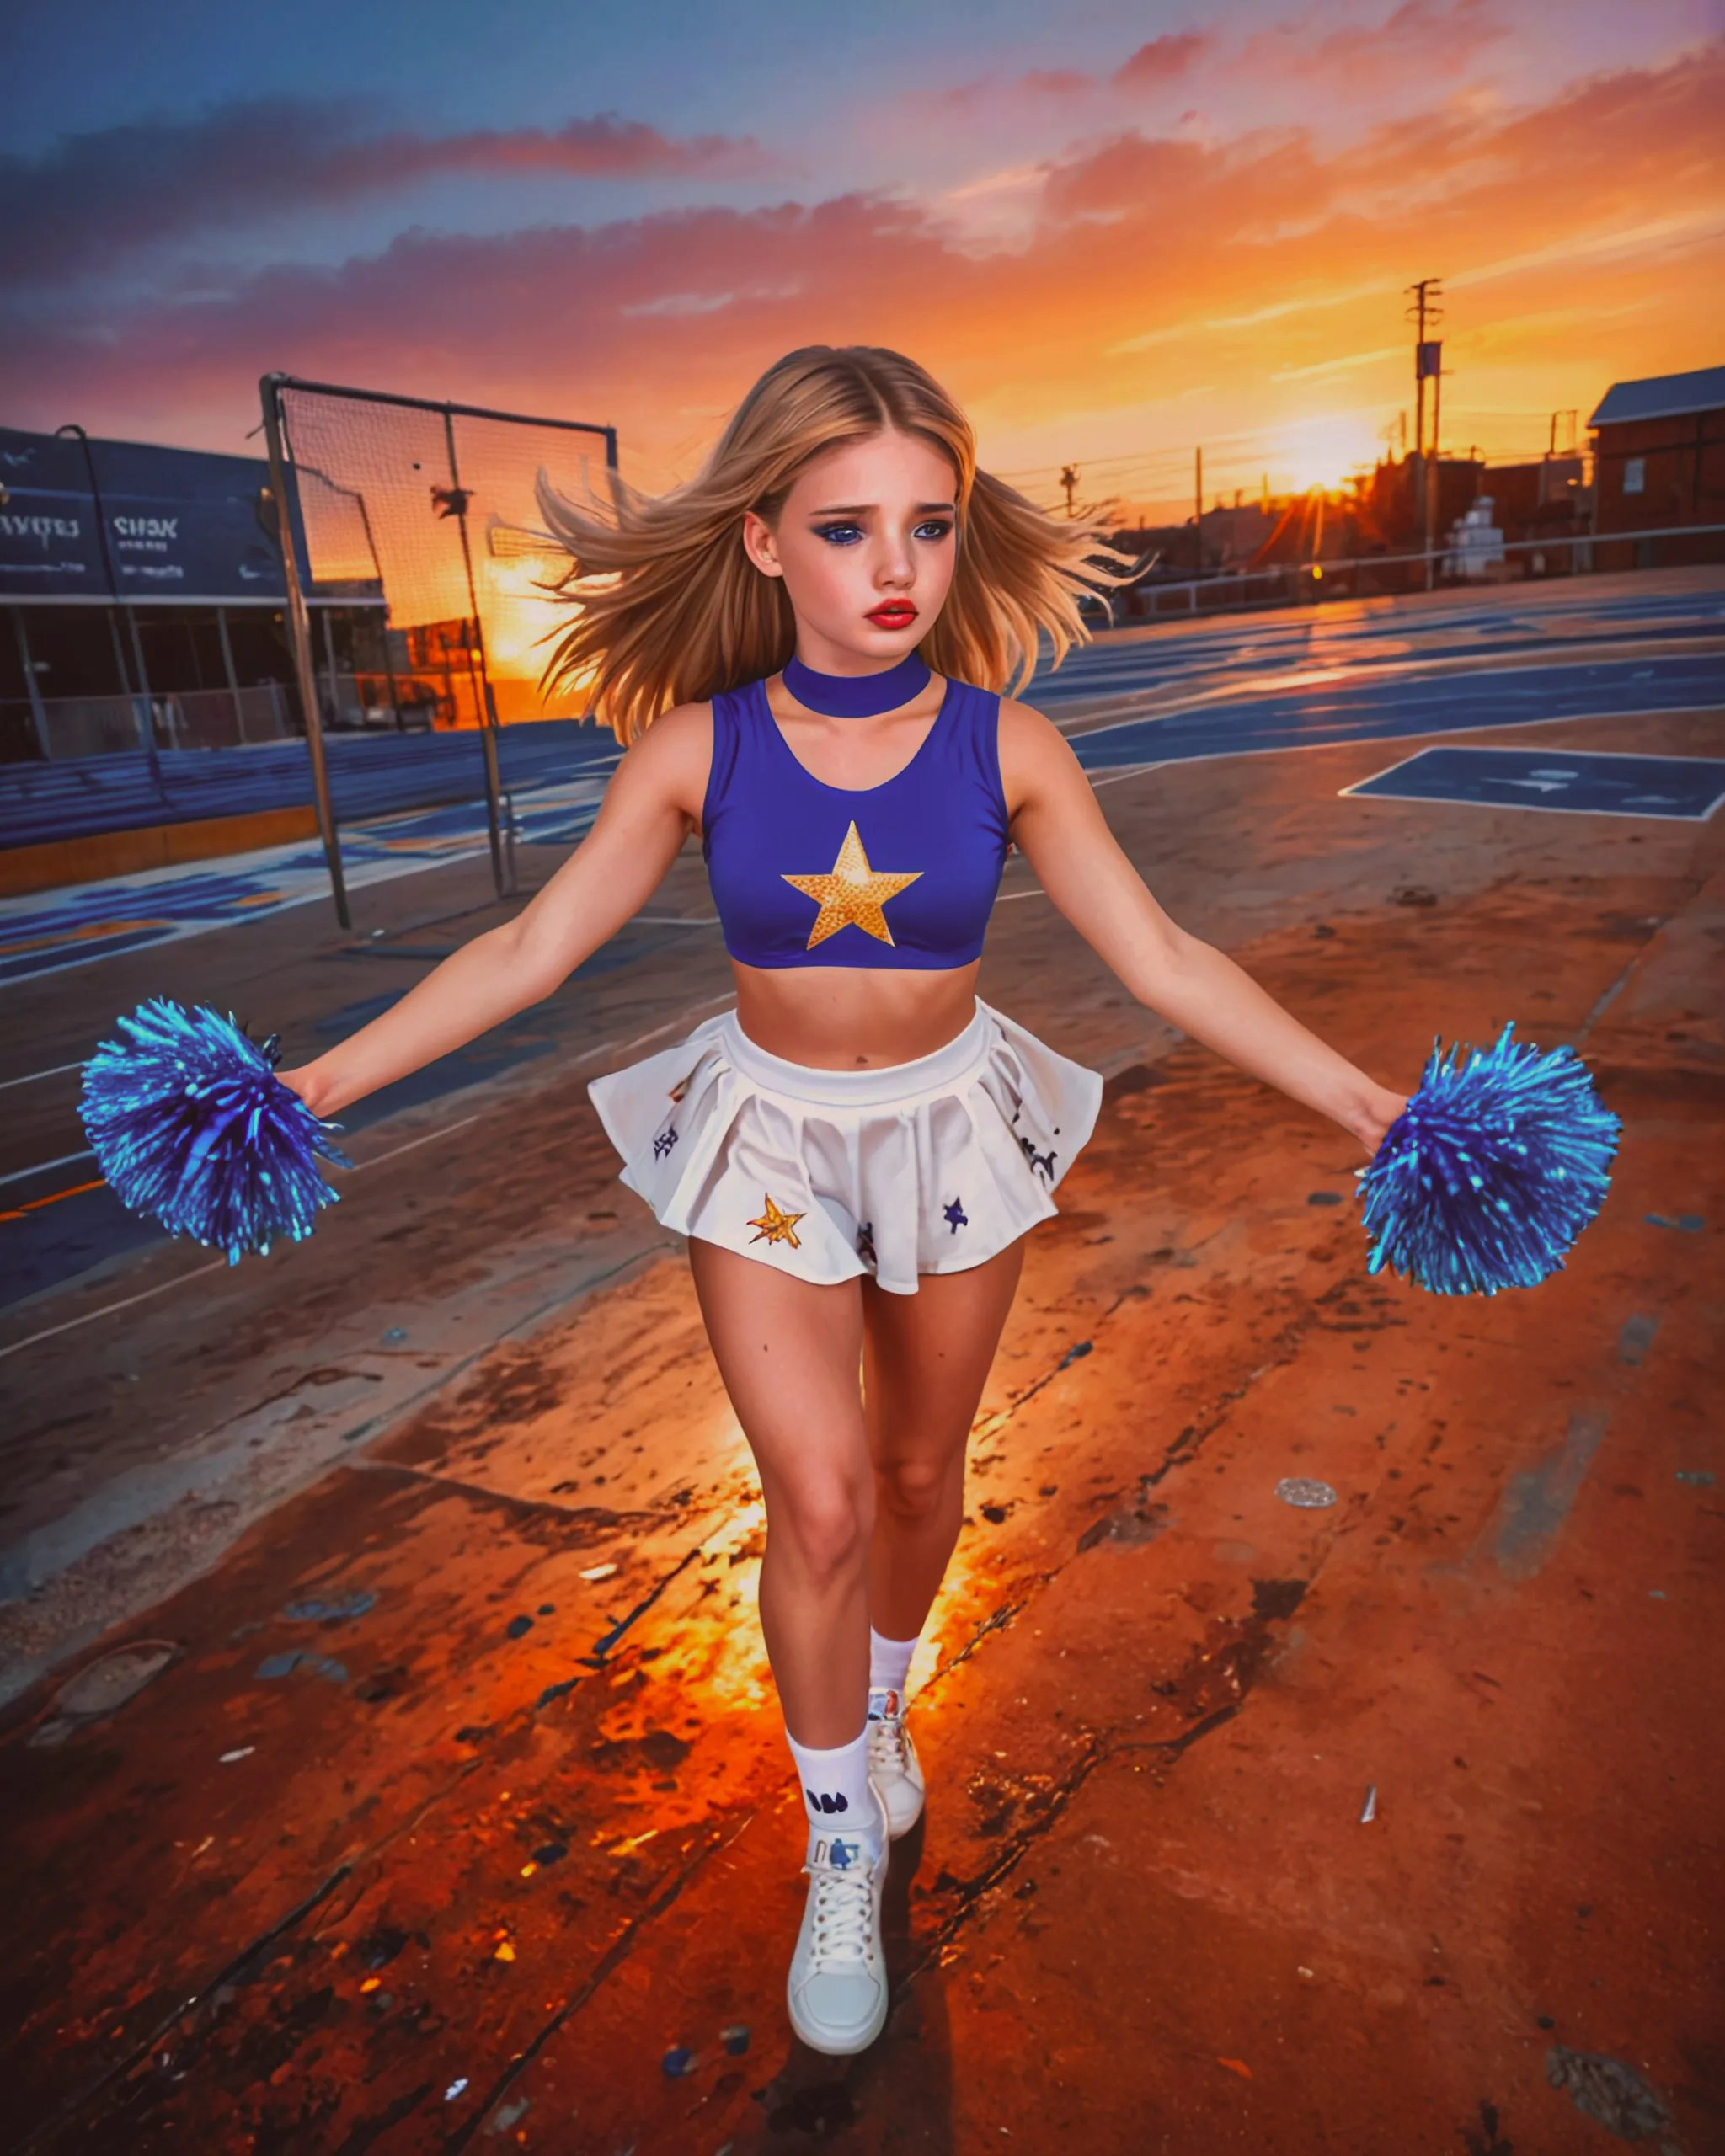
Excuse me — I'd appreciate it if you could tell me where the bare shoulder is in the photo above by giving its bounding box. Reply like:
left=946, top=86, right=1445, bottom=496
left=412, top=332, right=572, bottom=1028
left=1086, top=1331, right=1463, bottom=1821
left=997, top=695, right=1071, bottom=755
left=996, top=694, right=1086, bottom=802
left=578, top=698, right=707, bottom=832
left=625, top=698, right=713, bottom=763
left=606, top=698, right=713, bottom=813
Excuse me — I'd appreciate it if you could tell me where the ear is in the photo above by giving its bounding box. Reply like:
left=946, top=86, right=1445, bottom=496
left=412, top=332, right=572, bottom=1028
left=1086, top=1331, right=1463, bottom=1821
left=740, top=508, right=784, bottom=579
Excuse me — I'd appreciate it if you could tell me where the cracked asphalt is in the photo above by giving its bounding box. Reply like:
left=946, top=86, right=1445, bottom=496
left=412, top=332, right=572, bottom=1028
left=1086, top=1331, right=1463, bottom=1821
left=1, top=629, right=1722, bottom=2150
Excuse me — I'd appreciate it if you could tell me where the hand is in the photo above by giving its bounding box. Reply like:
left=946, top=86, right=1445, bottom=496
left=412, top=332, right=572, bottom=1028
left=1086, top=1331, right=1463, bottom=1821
left=1350, top=1084, right=1408, bottom=1161
left=273, top=1064, right=323, bottom=1114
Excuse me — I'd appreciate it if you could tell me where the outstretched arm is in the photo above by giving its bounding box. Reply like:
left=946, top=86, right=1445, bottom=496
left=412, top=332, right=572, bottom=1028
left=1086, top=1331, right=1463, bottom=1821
left=281, top=707, right=710, bottom=1117
left=1000, top=701, right=1406, bottom=1157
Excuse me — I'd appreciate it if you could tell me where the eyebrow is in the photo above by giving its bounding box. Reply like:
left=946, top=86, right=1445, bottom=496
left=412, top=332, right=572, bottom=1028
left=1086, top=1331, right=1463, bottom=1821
left=808, top=500, right=957, bottom=515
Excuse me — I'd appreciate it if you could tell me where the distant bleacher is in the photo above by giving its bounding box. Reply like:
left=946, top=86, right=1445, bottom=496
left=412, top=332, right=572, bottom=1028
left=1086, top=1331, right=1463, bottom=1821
left=0, top=720, right=618, bottom=851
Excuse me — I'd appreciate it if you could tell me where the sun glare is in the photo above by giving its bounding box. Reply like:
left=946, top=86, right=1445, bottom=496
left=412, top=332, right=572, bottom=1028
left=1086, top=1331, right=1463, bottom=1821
left=1278, top=414, right=1380, bottom=495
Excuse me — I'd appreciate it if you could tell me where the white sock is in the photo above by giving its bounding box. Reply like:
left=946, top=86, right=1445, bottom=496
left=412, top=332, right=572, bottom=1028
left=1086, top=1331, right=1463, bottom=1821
left=868, top=1626, right=918, bottom=1708
left=786, top=1727, right=880, bottom=1854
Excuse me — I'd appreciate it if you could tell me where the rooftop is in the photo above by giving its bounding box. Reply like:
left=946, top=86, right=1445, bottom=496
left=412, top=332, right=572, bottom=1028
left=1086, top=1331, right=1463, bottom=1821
left=1589, top=364, right=1725, bottom=428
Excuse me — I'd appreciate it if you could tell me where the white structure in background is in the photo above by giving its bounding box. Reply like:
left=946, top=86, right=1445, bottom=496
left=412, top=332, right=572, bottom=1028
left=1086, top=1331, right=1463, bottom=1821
left=1445, top=495, right=1506, bottom=579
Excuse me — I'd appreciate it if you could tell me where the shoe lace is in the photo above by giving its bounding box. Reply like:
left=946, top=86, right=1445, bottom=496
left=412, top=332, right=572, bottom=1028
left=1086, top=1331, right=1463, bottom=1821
left=867, top=1713, right=909, bottom=1775
left=804, top=1854, right=876, bottom=1966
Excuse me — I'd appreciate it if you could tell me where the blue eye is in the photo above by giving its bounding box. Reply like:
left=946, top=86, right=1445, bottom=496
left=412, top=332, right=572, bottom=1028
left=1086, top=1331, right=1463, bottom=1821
left=814, top=523, right=864, bottom=545
left=914, top=520, right=953, bottom=542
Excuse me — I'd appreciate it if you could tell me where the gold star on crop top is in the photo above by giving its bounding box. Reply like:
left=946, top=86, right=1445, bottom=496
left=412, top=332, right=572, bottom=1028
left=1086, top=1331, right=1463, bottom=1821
left=782, top=821, right=923, bottom=949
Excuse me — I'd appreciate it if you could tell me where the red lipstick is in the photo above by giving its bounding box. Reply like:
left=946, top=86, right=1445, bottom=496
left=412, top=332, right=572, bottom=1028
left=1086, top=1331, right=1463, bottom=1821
left=867, top=602, right=917, bottom=627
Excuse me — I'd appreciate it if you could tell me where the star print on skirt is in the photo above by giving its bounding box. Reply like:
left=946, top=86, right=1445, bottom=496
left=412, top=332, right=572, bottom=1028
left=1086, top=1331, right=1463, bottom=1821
left=587, top=1001, right=1102, bottom=1296
left=749, top=1194, right=805, bottom=1249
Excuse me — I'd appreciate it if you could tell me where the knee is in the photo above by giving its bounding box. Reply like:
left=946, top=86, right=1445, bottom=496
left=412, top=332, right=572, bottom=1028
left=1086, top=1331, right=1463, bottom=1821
left=876, top=1453, right=958, bottom=1524
left=773, top=1477, right=874, bottom=1586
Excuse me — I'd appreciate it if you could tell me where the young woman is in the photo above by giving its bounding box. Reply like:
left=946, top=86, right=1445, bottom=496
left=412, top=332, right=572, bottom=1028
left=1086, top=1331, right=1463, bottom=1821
left=280, top=346, right=1406, bottom=2057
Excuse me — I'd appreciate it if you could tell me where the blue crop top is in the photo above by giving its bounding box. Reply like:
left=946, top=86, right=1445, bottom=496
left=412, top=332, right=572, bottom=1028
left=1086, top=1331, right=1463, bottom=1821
left=702, top=675, right=1010, bottom=970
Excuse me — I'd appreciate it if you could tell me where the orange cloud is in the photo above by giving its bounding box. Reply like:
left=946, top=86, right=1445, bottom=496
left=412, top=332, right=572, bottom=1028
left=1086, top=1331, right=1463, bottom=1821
left=4, top=40, right=1719, bottom=516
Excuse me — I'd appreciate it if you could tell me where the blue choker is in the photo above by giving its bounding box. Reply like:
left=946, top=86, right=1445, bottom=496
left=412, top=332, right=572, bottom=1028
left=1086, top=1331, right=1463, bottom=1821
left=783, top=649, right=931, bottom=718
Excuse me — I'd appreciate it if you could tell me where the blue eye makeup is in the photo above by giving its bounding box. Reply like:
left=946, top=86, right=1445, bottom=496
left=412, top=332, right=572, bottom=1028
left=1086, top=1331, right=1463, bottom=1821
left=810, top=519, right=953, bottom=546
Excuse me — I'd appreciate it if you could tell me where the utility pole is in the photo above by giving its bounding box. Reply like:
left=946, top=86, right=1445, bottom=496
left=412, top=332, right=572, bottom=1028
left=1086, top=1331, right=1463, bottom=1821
left=1406, top=276, right=1443, bottom=589
left=1059, top=465, right=1079, bottom=518
left=1425, top=344, right=1444, bottom=587
left=1194, top=446, right=1204, bottom=574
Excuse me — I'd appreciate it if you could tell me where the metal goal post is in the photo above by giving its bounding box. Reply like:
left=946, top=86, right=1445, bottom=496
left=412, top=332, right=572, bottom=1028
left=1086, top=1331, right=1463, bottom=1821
left=259, top=373, right=617, bottom=926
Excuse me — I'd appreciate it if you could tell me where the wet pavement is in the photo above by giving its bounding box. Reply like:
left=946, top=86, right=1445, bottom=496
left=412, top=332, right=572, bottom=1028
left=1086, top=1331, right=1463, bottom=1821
left=2, top=583, right=1722, bottom=2152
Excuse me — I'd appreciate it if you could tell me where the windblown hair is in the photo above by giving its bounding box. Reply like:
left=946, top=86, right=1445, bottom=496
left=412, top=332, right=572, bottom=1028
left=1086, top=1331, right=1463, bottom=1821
left=537, top=344, right=1132, bottom=744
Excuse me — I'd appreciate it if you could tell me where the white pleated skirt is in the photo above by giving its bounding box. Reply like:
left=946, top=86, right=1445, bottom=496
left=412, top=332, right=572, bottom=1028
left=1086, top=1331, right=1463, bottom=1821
left=587, top=1000, right=1103, bottom=1294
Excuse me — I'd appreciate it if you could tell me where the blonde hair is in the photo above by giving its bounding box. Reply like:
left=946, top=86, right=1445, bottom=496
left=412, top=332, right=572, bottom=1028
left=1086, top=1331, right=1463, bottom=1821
left=538, top=344, right=1131, bottom=744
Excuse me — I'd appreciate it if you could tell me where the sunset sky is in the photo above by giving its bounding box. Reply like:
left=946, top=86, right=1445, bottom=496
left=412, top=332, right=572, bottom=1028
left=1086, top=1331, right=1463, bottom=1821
left=3, top=0, right=1723, bottom=518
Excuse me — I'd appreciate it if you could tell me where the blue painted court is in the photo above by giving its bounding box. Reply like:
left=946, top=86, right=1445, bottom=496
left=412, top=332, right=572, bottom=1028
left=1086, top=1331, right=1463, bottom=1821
left=0, top=781, right=610, bottom=989
left=1065, top=652, right=1725, bottom=774
left=1342, top=745, right=1725, bottom=819
left=1033, top=579, right=1725, bottom=711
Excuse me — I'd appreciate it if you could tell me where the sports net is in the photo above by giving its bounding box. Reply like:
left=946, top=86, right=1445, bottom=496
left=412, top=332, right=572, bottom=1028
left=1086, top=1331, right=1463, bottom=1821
left=275, top=382, right=614, bottom=726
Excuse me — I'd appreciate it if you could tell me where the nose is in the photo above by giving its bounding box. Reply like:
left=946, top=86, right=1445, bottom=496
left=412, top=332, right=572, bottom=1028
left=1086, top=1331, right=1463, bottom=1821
left=876, top=526, right=915, bottom=587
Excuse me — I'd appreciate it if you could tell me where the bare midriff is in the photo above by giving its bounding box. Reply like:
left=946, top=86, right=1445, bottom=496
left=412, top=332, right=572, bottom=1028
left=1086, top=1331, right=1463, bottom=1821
left=730, top=959, right=984, bottom=1070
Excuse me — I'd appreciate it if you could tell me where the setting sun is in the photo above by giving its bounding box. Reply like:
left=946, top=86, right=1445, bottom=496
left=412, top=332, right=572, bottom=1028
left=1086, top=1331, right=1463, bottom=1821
left=1274, top=414, right=1383, bottom=497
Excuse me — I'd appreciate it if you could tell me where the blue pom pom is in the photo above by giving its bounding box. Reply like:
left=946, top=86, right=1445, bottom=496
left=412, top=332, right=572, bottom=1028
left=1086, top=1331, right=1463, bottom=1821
left=80, top=998, right=350, bottom=1263
left=1358, top=1022, right=1620, bottom=1296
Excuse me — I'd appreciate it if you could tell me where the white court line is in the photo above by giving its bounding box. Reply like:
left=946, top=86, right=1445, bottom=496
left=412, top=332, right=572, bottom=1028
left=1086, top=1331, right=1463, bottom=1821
left=351, top=1113, right=483, bottom=1174
left=5, top=1097, right=497, bottom=1198
left=0, top=1111, right=488, bottom=1364
left=1055, top=643, right=1725, bottom=739
left=0, top=999, right=739, bottom=1362
left=1090, top=763, right=1163, bottom=788
left=0, top=1060, right=85, bottom=1091
left=1071, top=702, right=1724, bottom=785
left=7, top=1098, right=496, bottom=1197
left=0, top=1257, right=228, bottom=1364
left=0, top=1147, right=94, bottom=1188
left=1338, top=741, right=1725, bottom=821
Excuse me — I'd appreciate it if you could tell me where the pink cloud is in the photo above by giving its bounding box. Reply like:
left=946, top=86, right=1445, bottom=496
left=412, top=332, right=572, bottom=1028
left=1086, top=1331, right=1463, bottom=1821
left=1113, top=32, right=1215, bottom=90
left=932, top=66, right=1097, bottom=115
left=1243, top=0, right=1509, bottom=94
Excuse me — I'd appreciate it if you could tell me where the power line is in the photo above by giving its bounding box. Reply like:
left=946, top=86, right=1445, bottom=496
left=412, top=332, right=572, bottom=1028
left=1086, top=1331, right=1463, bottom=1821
left=992, top=406, right=1421, bottom=492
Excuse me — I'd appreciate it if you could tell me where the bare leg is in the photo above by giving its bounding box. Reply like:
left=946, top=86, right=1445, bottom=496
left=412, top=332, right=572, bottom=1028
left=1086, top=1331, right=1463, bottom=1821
left=862, top=1237, right=1025, bottom=1643
left=687, top=1239, right=873, bottom=1749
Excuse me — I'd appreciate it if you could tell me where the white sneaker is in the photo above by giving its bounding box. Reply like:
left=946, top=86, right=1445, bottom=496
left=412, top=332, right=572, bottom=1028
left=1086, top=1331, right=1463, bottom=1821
left=866, top=1688, right=925, bottom=1839
left=786, top=1785, right=889, bottom=2055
